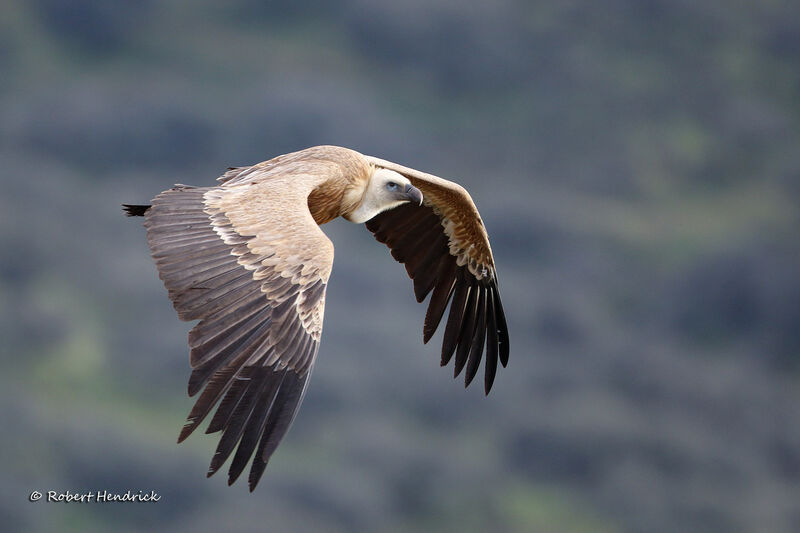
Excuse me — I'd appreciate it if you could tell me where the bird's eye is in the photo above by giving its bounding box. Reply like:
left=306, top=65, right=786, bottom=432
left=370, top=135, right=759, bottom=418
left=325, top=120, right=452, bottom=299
left=387, top=182, right=399, bottom=191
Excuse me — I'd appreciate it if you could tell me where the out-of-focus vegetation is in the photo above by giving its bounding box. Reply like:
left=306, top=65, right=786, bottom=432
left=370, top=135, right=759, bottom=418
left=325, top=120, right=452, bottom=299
left=1, top=1, right=799, bottom=532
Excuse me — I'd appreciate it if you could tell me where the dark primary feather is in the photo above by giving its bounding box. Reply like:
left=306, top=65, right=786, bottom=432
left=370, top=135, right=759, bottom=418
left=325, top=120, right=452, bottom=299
left=423, top=257, right=457, bottom=343
left=464, top=287, right=488, bottom=387
left=248, top=370, right=309, bottom=489
left=365, top=202, right=509, bottom=394
left=441, top=274, right=469, bottom=367
left=484, top=289, right=500, bottom=393
left=453, top=282, right=479, bottom=378
left=226, top=369, right=281, bottom=484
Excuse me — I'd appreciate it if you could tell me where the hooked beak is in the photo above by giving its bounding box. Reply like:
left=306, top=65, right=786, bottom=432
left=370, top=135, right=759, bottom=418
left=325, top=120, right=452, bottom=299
left=403, top=184, right=423, bottom=206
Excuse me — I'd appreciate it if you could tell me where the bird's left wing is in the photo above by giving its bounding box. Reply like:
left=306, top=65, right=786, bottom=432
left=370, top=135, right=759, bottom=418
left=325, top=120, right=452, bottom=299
left=363, top=156, right=510, bottom=394
left=143, top=178, right=332, bottom=491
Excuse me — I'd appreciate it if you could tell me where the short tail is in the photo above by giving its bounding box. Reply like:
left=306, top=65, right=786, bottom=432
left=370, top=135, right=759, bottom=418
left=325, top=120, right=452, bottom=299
left=122, top=204, right=151, bottom=217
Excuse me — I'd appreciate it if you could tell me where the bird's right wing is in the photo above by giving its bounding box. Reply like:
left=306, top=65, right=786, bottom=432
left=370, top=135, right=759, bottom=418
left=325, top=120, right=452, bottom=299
left=143, top=176, right=332, bottom=491
left=363, top=156, right=509, bottom=394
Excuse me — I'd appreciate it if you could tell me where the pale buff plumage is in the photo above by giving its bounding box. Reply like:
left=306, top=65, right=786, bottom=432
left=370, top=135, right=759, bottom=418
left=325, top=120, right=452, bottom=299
left=124, top=145, right=509, bottom=491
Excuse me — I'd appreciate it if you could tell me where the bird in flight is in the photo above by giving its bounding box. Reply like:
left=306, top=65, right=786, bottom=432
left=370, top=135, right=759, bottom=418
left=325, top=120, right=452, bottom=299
left=124, top=145, right=509, bottom=491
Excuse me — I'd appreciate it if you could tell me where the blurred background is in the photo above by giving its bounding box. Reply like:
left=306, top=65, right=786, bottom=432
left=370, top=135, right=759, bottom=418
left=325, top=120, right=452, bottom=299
left=1, top=1, right=799, bottom=532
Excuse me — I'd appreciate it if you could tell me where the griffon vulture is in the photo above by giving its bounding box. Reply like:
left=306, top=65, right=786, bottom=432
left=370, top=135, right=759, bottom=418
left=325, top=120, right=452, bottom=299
left=123, top=145, right=509, bottom=490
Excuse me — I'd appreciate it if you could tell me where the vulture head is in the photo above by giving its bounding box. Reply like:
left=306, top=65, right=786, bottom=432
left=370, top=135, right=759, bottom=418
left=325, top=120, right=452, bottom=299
left=345, top=168, right=423, bottom=223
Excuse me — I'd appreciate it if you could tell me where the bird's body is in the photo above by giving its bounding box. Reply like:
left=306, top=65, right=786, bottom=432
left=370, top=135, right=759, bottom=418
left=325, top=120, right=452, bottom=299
left=124, top=145, right=508, bottom=490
